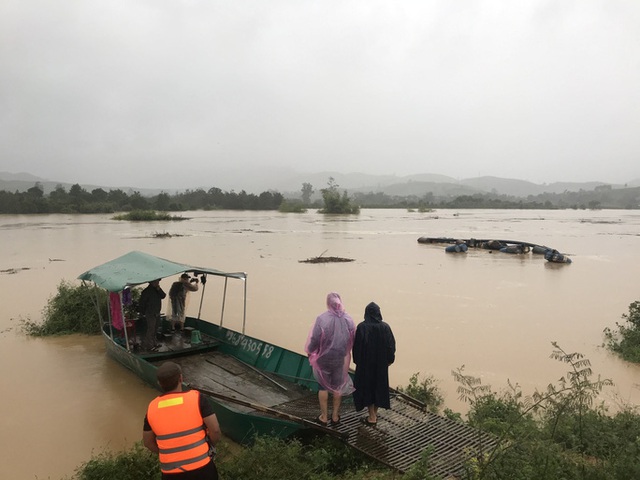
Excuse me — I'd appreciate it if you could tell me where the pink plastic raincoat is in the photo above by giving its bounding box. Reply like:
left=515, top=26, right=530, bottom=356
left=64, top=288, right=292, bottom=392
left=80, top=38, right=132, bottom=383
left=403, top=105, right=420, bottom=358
left=305, top=293, right=356, bottom=395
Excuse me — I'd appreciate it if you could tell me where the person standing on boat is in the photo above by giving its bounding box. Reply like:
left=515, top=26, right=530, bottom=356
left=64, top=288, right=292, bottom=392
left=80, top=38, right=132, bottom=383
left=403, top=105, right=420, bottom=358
left=138, top=279, right=166, bottom=351
left=143, top=361, right=221, bottom=480
left=169, top=273, right=199, bottom=332
left=352, top=301, right=396, bottom=426
left=305, top=292, right=356, bottom=426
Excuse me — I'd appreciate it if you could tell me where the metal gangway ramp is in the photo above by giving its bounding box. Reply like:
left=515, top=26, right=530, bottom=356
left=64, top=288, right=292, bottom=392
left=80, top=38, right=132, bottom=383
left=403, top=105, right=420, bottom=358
left=274, top=392, right=499, bottom=478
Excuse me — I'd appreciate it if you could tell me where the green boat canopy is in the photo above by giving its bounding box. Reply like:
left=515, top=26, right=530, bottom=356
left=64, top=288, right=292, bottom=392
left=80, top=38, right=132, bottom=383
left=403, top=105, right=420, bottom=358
left=77, top=250, right=246, bottom=292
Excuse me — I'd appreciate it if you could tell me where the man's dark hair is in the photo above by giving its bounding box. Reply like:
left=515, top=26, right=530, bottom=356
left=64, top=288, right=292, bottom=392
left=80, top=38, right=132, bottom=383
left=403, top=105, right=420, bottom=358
left=156, top=362, right=182, bottom=392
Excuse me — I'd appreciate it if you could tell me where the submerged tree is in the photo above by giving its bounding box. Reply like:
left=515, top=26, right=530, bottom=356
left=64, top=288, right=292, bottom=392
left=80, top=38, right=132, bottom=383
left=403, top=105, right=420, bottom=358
left=301, top=182, right=314, bottom=205
left=319, top=177, right=359, bottom=214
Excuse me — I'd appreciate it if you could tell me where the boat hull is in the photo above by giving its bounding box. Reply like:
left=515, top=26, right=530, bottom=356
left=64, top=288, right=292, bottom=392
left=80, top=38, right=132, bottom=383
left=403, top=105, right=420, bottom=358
left=103, top=319, right=318, bottom=444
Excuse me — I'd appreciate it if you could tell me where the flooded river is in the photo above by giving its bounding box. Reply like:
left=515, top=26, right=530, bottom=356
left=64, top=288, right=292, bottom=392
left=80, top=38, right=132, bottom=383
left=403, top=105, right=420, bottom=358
left=1, top=209, right=640, bottom=479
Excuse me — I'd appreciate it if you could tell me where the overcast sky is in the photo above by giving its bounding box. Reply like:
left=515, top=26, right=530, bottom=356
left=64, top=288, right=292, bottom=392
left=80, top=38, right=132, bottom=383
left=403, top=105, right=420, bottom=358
left=1, top=0, right=639, bottom=190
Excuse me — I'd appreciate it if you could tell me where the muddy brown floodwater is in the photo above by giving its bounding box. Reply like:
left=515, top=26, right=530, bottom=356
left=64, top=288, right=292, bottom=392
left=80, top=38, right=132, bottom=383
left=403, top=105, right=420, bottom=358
left=1, top=209, right=639, bottom=479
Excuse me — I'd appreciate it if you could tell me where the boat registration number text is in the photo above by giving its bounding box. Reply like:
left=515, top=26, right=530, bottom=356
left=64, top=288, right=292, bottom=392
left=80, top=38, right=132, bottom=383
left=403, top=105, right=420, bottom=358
left=225, top=331, right=275, bottom=359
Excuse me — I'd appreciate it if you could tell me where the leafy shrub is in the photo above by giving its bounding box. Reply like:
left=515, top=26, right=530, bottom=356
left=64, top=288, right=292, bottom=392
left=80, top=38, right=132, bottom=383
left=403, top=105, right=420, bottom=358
left=454, top=344, right=640, bottom=480
left=396, top=372, right=444, bottom=413
left=112, top=210, right=186, bottom=221
left=319, top=177, right=359, bottom=214
left=402, top=448, right=439, bottom=480
left=71, top=438, right=388, bottom=480
left=23, top=281, right=108, bottom=336
left=279, top=200, right=307, bottom=213
left=219, top=435, right=374, bottom=480
left=467, top=389, right=538, bottom=438
left=71, top=443, right=159, bottom=480
left=604, top=300, right=640, bottom=362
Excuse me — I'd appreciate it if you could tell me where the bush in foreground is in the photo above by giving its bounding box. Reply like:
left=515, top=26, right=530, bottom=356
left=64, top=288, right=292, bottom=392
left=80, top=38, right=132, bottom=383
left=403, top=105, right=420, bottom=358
left=604, top=300, right=640, bottom=362
left=72, top=443, right=159, bottom=480
left=395, top=372, right=444, bottom=414
left=454, top=343, right=640, bottom=480
left=70, top=437, right=391, bottom=480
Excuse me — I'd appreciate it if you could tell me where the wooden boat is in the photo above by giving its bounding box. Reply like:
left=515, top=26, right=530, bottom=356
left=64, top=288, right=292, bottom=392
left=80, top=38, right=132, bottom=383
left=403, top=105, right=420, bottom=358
left=77, top=251, right=338, bottom=444
left=78, top=251, right=500, bottom=475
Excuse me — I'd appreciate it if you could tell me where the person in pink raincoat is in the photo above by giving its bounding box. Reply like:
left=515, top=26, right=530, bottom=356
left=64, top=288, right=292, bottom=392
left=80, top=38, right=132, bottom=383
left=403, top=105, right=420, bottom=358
left=305, top=292, right=356, bottom=426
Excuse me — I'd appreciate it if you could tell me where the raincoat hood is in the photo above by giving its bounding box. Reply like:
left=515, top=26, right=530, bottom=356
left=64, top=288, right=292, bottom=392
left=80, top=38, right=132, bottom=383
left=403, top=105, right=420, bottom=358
left=364, top=302, right=383, bottom=323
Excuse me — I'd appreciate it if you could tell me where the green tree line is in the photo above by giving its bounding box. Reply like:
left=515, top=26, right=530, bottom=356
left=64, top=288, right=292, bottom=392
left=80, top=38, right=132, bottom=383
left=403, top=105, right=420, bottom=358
left=3, top=181, right=640, bottom=214
left=351, top=185, right=640, bottom=210
left=0, top=182, right=284, bottom=214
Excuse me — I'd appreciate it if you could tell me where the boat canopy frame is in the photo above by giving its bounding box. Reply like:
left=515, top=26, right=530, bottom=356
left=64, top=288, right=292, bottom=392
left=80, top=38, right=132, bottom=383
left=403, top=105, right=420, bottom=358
left=78, top=251, right=248, bottom=348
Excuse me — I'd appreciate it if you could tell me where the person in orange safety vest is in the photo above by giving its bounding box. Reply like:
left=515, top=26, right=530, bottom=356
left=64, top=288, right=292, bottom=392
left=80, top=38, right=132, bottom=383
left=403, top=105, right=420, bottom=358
left=143, top=361, right=221, bottom=479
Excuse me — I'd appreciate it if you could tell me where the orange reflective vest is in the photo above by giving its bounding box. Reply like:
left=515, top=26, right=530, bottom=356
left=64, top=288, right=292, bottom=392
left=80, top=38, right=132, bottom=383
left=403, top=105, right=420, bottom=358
left=147, top=390, right=211, bottom=473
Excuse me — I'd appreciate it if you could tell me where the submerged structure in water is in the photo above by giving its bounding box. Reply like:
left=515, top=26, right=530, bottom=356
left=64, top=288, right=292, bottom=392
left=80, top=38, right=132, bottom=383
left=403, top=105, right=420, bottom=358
left=418, top=236, right=572, bottom=263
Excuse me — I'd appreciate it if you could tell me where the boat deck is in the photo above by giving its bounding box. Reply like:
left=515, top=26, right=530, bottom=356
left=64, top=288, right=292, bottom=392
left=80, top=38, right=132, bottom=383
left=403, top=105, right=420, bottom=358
left=150, top=349, right=313, bottom=412
left=126, top=326, right=221, bottom=357
left=274, top=393, right=498, bottom=477
left=150, top=346, right=497, bottom=478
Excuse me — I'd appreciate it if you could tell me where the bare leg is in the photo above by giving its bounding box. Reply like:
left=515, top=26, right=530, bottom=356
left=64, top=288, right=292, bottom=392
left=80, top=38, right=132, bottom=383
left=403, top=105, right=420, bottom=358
left=367, top=405, right=378, bottom=423
left=332, top=394, right=342, bottom=423
left=317, top=390, right=329, bottom=423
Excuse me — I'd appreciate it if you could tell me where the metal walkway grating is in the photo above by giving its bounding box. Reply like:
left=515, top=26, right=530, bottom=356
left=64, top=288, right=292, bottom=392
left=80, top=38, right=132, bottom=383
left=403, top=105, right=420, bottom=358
left=273, top=393, right=498, bottom=478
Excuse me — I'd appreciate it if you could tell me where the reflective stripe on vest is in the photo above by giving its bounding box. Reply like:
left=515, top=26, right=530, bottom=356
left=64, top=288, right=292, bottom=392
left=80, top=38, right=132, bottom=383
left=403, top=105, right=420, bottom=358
left=147, top=390, right=211, bottom=473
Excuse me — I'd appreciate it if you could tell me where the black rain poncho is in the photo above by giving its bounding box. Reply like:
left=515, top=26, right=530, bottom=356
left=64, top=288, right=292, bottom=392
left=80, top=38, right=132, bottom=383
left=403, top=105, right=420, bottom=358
left=352, top=302, right=396, bottom=411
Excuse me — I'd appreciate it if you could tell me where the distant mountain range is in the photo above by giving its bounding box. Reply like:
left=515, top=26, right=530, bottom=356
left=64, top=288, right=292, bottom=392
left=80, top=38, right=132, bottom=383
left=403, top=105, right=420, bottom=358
left=2, top=170, right=639, bottom=199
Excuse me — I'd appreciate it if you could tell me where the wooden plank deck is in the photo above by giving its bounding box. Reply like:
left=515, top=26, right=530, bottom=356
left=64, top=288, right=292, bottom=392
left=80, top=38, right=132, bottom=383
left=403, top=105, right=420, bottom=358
left=163, top=350, right=313, bottom=413
left=274, top=393, right=498, bottom=478
left=153, top=348, right=497, bottom=478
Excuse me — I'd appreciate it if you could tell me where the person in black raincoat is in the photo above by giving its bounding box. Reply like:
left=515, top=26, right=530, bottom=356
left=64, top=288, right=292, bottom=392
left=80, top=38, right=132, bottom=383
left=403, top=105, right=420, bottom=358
left=352, top=302, right=396, bottom=426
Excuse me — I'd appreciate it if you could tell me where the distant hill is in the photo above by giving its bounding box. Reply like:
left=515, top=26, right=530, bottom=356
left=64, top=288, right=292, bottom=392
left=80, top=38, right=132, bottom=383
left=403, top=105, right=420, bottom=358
left=0, top=170, right=629, bottom=199
left=0, top=172, right=170, bottom=196
left=356, top=180, right=482, bottom=198
left=272, top=172, right=615, bottom=198
left=627, top=178, right=640, bottom=188
left=458, top=176, right=606, bottom=197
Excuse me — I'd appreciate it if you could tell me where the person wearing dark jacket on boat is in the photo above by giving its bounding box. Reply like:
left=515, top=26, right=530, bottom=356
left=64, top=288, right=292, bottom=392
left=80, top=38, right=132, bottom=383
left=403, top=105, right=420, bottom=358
left=352, top=302, right=396, bottom=426
left=139, top=279, right=166, bottom=351
left=143, top=361, right=221, bottom=480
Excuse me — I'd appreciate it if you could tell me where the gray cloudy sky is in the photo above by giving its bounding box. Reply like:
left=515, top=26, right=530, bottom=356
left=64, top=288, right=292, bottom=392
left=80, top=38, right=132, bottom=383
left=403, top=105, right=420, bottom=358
left=1, top=0, right=639, bottom=190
